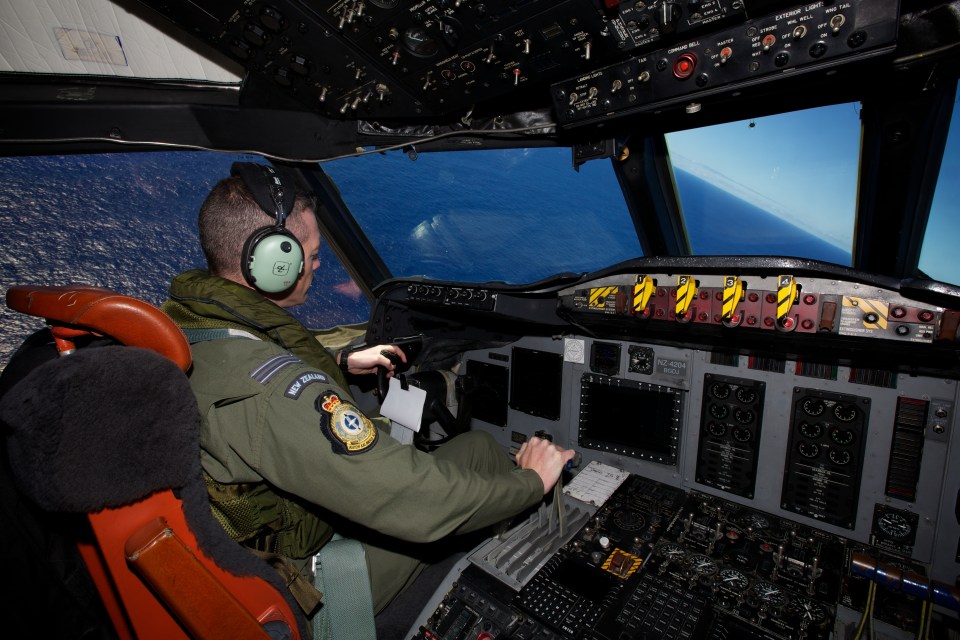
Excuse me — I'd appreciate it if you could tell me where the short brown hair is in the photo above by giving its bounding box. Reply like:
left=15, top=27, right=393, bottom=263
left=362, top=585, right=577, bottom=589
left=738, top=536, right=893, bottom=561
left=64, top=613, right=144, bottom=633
left=198, top=176, right=316, bottom=278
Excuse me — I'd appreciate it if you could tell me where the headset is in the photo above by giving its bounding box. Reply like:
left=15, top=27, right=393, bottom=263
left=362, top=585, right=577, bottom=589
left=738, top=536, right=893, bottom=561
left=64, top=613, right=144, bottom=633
left=231, top=162, right=305, bottom=294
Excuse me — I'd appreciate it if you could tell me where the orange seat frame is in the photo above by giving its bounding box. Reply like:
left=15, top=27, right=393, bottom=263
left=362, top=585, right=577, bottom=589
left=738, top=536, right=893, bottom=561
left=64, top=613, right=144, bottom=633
left=4, top=284, right=303, bottom=640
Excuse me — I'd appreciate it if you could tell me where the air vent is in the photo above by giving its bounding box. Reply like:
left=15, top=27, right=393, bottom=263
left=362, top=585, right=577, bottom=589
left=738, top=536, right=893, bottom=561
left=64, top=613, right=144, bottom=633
left=795, top=361, right=838, bottom=380
left=849, top=367, right=898, bottom=389
left=748, top=354, right=785, bottom=373
left=885, top=398, right=928, bottom=502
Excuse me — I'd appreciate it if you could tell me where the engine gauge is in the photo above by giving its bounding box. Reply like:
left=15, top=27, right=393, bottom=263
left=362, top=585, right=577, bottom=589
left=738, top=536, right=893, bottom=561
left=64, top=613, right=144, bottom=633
left=708, top=422, right=727, bottom=437
left=401, top=26, right=440, bottom=57
left=732, top=427, right=752, bottom=443
left=801, top=397, right=825, bottom=416
left=788, top=598, right=827, bottom=624
left=830, top=427, right=855, bottom=445
left=718, top=568, right=749, bottom=591
left=799, top=421, right=822, bottom=439
left=752, top=581, right=787, bottom=606
left=828, top=449, right=852, bottom=465
left=797, top=441, right=820, bottom=458
left=710, top=404, right=729, bottom=419
left=833, top=403, right=858, bottom=422
left=736, top=386, right=757, bottom=404
left=734, top=408, right=755, bottom=424
left=656, top=542, right=686, bottom=560
left=686, top=553, right=719, bottom=575
left=877, top=511, right=913, bottom=539
left=711, top=382, right=731, bottom=399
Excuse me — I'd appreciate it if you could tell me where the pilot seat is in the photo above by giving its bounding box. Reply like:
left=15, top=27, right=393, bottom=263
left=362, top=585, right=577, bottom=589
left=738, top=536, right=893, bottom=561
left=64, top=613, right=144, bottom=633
left=0, top=284, right=308, bottom=640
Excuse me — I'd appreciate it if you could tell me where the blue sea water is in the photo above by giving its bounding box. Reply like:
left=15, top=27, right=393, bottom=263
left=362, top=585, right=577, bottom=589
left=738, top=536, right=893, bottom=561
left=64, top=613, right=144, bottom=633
left=1, top=151, right=847, bottom=370
left=0, top=153, right=369, bottom=370
left=674, top=168, right=851, bottom=265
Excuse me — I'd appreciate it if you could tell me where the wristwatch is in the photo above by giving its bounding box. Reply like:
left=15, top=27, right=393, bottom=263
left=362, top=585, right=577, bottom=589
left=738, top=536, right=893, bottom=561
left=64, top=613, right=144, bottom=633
left=339, top=350, right=351, bottom=376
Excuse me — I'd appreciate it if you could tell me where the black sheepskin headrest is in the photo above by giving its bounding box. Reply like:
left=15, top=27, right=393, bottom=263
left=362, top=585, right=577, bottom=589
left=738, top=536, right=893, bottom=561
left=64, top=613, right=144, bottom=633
left=0, top=346, right=199, bottom=512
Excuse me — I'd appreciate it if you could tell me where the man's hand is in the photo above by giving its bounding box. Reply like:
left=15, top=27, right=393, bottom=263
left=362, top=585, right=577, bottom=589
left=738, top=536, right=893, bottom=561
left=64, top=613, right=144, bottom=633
left=341, top=345, right=407, bottom=376
left=516, top=436, right=577, bottom=495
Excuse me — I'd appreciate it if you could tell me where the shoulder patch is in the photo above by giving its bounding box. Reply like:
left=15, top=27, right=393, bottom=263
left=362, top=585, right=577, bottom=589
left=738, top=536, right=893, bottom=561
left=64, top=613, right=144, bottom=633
left=284, top=371, right=328, bottom=399
left=250, top=354, right=303, bottom=384
left=315, top=392, right=378, bottom=455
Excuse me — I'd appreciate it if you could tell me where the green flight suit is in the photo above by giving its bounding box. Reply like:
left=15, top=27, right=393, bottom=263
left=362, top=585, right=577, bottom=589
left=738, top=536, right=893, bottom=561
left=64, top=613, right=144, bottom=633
left=163, top=270, right=543, bottom=612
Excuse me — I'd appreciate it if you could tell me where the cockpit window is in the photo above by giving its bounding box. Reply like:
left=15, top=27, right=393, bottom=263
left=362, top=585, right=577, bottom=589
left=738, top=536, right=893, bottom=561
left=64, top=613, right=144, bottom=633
left=917, top=85, right=960, bottom=286
left=665, top=103, right=861, bottom=265
left=321, top=146, right=641, bottom=285
left=0, top=152, right=370, bottom=370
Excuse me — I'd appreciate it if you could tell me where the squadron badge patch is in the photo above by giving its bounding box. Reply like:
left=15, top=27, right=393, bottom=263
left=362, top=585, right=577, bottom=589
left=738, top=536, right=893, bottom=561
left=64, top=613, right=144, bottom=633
left=315, top=392, right=377, bottom=455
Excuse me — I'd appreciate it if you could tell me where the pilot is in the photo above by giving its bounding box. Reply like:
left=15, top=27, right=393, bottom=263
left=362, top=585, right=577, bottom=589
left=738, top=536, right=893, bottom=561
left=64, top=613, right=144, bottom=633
left=161, top=169, right=575, bottom=625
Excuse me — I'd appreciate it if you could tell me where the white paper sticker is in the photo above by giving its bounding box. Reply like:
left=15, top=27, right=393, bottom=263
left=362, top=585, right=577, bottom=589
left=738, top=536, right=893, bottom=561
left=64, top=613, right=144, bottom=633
left=380, top=377, right=427, bottom=433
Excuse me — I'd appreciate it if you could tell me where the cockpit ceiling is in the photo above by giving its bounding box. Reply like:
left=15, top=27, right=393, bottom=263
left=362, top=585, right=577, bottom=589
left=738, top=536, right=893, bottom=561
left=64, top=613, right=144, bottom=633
left=0, top=0, right=242, bottom=83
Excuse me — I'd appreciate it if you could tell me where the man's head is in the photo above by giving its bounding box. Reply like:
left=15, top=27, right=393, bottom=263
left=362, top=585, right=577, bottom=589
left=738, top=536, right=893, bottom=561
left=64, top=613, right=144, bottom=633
left=198, top=175, right=321, bottom=307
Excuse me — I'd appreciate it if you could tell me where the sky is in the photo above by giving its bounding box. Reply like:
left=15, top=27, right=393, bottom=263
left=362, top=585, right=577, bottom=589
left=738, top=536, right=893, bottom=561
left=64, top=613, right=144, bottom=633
left=918, top=88, right=960, bottom=284
left=665, top=102, right=863, bottom=252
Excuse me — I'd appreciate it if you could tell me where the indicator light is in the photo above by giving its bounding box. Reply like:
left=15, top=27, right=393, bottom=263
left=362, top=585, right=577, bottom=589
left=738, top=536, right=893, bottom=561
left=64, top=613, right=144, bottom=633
left=672, top=53, right=698, bottom=79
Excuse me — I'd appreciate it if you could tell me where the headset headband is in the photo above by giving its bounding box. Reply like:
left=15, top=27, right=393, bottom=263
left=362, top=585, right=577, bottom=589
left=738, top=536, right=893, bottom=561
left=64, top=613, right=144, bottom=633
left=230, top=162, right=298, bottom=225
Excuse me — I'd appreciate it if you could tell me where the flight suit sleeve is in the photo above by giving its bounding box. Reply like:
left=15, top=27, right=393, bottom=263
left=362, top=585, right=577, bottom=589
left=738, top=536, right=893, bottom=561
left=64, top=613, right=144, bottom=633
left=205, top=357, right=544, bottom=544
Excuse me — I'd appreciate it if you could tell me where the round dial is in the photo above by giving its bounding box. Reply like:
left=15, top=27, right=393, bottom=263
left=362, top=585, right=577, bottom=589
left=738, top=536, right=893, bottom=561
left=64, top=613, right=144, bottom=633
left=828, top=449, right=852, bottom=465
left=801, top=398, right=825, bottom=416
left=711, top=382, right=731, bottom=399
left=629, top=347, right=653, bottom=372
left=708, top=422, right=727, bottom=437
left=753, top=581, right=787, bottom=606
left=401, top=26, right=440, bottom=57
left=799, top=421, right=822, bottom=439
left=788, top=598, right=827, bottom=623
left=656, top=542, right=686, bottom=560
left=833, top=403, right=858, bottom=422
left=798, top=441, right=820, bottom=458
left=732, top=427, right=752, bottom=443
left=734, top=408, right=755, bottom=424
left=736, top=387, right=757, bottom=404
left=718, top=568, right=749, bottom=591
left=830, top=427, right=855, bottom=445
left=710, top=404, right=729, bottom=420
left=613, top=509, right=646, bottom=531
left=686, top=553, right=718, bottom=575
left=877, top=511, right=913, bottom=539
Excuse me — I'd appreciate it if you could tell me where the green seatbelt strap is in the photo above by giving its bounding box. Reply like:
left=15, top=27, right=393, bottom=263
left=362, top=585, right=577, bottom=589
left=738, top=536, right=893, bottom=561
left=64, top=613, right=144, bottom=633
left=312, top=535, right=377, bottom=640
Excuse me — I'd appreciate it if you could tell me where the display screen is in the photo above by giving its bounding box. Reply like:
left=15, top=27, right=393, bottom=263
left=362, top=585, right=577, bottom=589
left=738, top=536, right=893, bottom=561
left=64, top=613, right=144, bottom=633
left=466, top=360, right=509, bottom=427
left=509, top=347, right=563, bottom=420
left=579, top=374, right=681, bottom=464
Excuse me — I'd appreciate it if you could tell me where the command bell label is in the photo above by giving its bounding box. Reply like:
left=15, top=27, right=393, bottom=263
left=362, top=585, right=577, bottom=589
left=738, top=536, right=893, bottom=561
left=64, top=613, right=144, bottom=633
left=655, top=357, right=687, bottom=377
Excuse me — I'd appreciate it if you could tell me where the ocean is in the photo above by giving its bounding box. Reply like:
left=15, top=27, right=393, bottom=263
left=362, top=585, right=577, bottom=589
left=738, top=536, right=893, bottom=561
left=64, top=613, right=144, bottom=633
left=0, top=151, right=846, bottom=371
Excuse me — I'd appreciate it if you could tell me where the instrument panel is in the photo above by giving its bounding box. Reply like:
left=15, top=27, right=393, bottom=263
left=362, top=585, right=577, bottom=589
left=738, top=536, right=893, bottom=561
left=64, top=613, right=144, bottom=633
left=135, top=0, right=901, bottom=124
left=368, top=259, right=960, bottom=639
